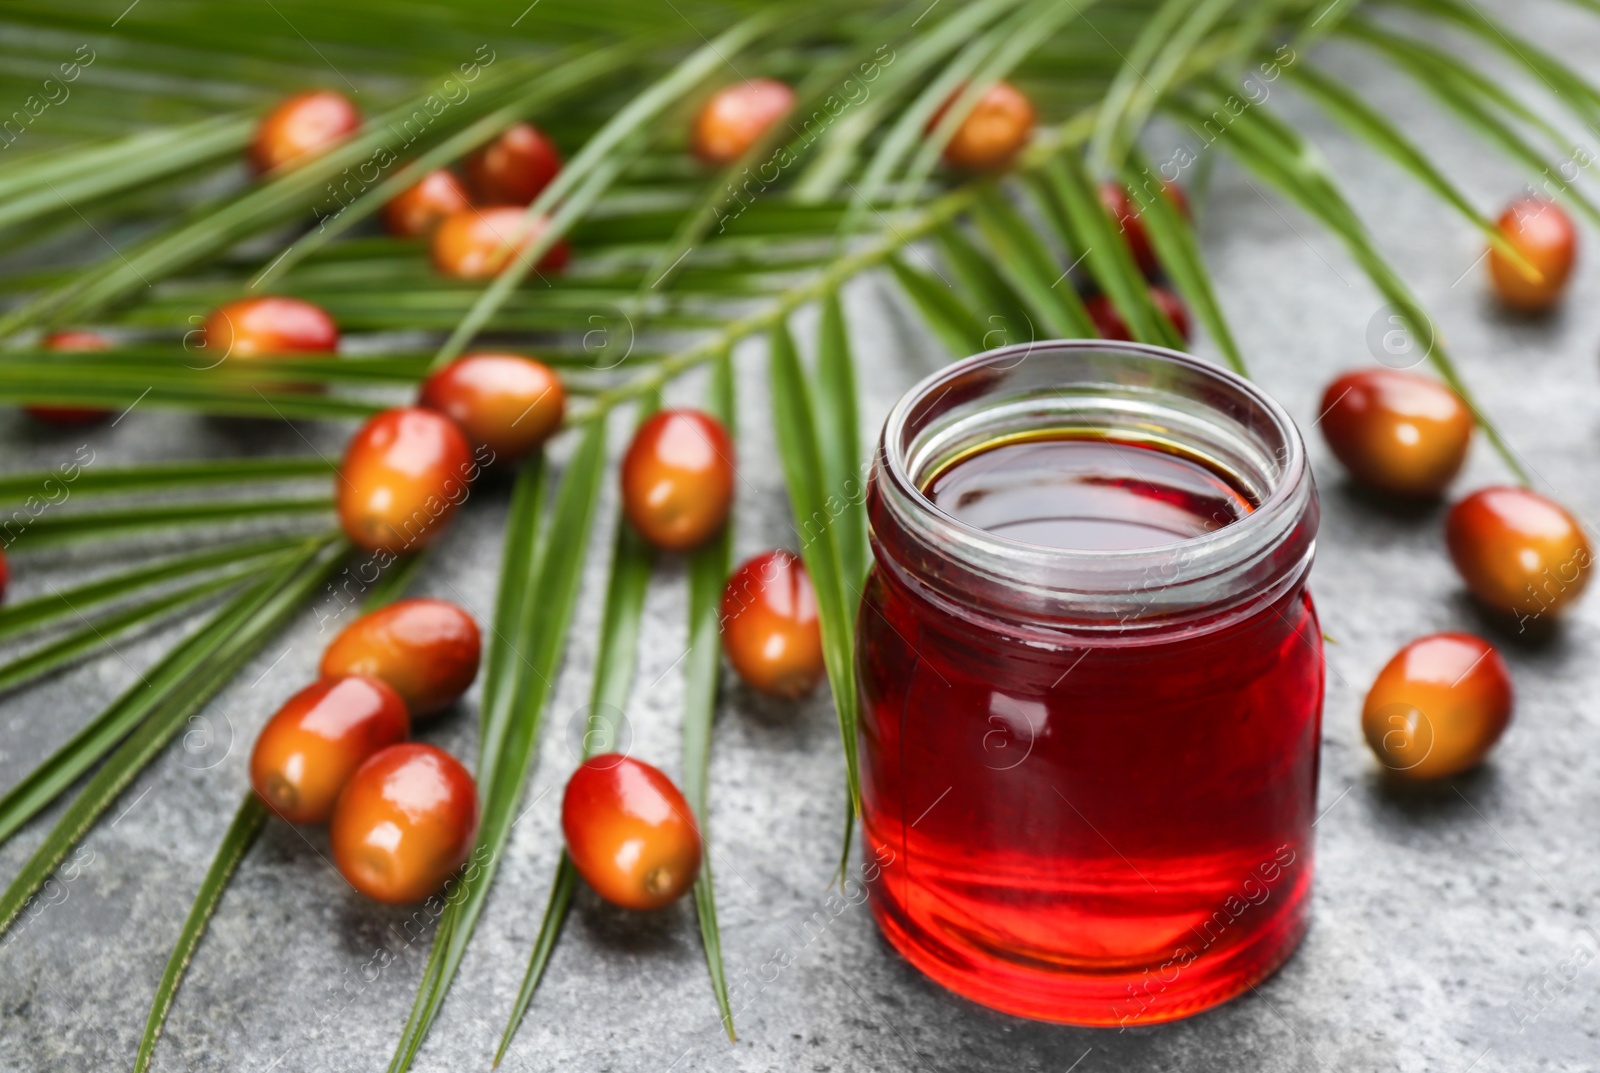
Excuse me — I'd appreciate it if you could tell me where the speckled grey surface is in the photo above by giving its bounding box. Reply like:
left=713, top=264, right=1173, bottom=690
left=5, top=7, right=1600, bottom=1072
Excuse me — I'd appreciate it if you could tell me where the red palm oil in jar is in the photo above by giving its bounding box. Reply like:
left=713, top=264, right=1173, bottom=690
left=856, top=340, right=1323, bottom=1027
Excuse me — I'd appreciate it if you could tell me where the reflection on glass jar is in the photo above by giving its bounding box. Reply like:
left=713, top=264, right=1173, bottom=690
left=856, top=340, right=1323, bottom=1026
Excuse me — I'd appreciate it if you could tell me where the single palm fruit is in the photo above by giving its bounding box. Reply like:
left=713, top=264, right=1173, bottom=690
left=1318, top=369, right=1472, bottom=498
left=383, top=169, right=472, bottom=237
left=720, top=550, right=824, bottom=698
left=1446, top=486, right=1592, bottom=620
left=321, top=598, right=482, bottom=718
left=1487, top=197, right=1576, bottom=313
left=932, top=81, right=1035, bottom=171
left=465, top=123, right=562, bottom=204
left=691, top=79, right=796, bottom=165
left=620, top=409, right=735, bottom=551
left=430, top=206, right=570, bottom=279
left=201, top=297, right=339, bottom=361
left=1085, top=288, right=1190, bottom=343
left=28, top=330, right=113, bottom=425
left=1362, top=633, right=1512, bottom=779
left=1099, top=180, right=1191, bottom=274
left=331, top=743, right=479, bottom=904
left=337, top=407, right=475, bottom=554
left=418, top=352, right=565, bottom=461
left=248, top=89, right=360, bottom=173
left=250, top=676, right=410, bottom=824
left=562, top=754, right=702, bottom=910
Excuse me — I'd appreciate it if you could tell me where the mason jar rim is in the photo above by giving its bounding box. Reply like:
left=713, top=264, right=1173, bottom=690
left=871, top=339, right=1318, bottom=631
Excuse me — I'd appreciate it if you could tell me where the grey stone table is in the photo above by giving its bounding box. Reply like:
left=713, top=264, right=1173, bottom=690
left=4, top=6, right=1600, bottom=1071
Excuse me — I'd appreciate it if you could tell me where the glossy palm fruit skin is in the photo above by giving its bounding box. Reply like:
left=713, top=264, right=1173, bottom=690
left=250, top=676, right=410, bottom=824
left=1362, top=633, right=1512, bottom=779
left=321, top=598, right=482, bottom=717
left=691, top=79, right=796, bottom=165
left=331, top=743, right=479, bottom=904
left=720, top=550, right=824, bottom=698
left=418, top=353, right=565, bottom=461
left=202, top=297, right=339, bottom=360
left=465, top=123, right=562, bottom=204
left=248, top=90, right=360, bottom=173
left=620, top=409, right=735, bottom=551
left=562, top=754, right=702, bottom=910
left=337, top=407, right=476, bottom=554
left=1488, top=197, right=1576, bottom=313
left=1319, top=369, right=1472, bottom=497
left=934, top=81, right=1035, bottom=171
left=1085, top=288, right=1190, bottom=343
left=383, top=169, right=472, bottom=237
left=29, top=330, right=113, bottom=425
left=1099, top=180, right=1191, bottom=274
left=1446, top=487, right=1592, bottom=619
left=430, top=206, right=571, bottom=279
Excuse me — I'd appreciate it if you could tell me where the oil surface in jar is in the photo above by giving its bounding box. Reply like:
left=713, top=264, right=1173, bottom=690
left=924, top=433, right=1255, bottom=551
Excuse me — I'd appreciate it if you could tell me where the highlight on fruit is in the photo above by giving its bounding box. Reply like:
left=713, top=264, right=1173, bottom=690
left=691, top=79, right=796, bottom=165
left=248, top=89, right=360, bottom=174
left=1362, top=632, right=1513, bottom=779
left=419, top=352, right=565, bottom=461
left=430, top=205, right=571, bottom=279
left=337, top=406, right=477, bottom=553
left=1487, top=196, right=1576, bottom=313
left=321, top=598, right=482, bottom=717
left=931, top=80, right=1035, bottom=171
left=561, top=754, right=702, bottom=911
left=620, top=408, right=735, bottom=551
left=720, top=550, right=825, bottom=699
left=1445, top=485, right=1592, bottom=621
left=1318, top=368, right=1473, bottom=498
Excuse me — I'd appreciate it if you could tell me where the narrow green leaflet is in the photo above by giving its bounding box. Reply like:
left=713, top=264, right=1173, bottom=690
left=1123, top=151, right=1248, bottom=375
left=901, top=0, right=1097, bottom=201
left=255, top=46, right=633, bottom=286
left=886, top=255, right=988, bottom=356
left=1089, top=0, right=1237, bottom=175
left=10, top=497, right=331, bottom=548
left=0, top=568, right=256, bottom=697
left=1338, top=25, right=1600, bottom=228
left=130, top=542, right=427, bottom=1073
left=794, top=0, right=1027, bottom=200
left=0, top=536, right=346, bottom=937
left=0, top=372, right=383, bottom=420
left=684, top=350, right=737, bottom=1040
left=0, top=535, right=305, bottom=642
left=130, top=795, right=268, bottom=1073
left=1399, top=0, right=1600, bottom=133
left=1037, top=155, right=1182, bottom=347
left=0, top=53, right=588, bottom=334
left=389, top=421, right=609, bottom=1073
left=971, top=185, right=1099, bottom=340
left=843, top=6, right=1019, bottom=230
left=0, top=116, right=254, bottom=232
left=815, top=293, right=869, bottom=589
left=768, top=320, right=861, bottom=878
left=933, top=223, right=1037, bottom=351
left=0, top=559, right=291, bottom=846
left=0, top=457, right=332, bottom=504
left=494, top=393, right=659, bottom=1068
left=1286, top=61, right=1537, bottom=273
left=1173, top=94, right=1530, bottom=483
left=432, top=11, right=789, bottom=366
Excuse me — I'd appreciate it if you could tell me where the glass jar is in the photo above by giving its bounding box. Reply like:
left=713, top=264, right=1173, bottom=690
left=856, top=340, right=1323, bottom=1026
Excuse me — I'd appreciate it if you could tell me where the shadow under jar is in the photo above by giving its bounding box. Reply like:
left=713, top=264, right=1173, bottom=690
left=857, top=340, right=1323, bottom=1027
